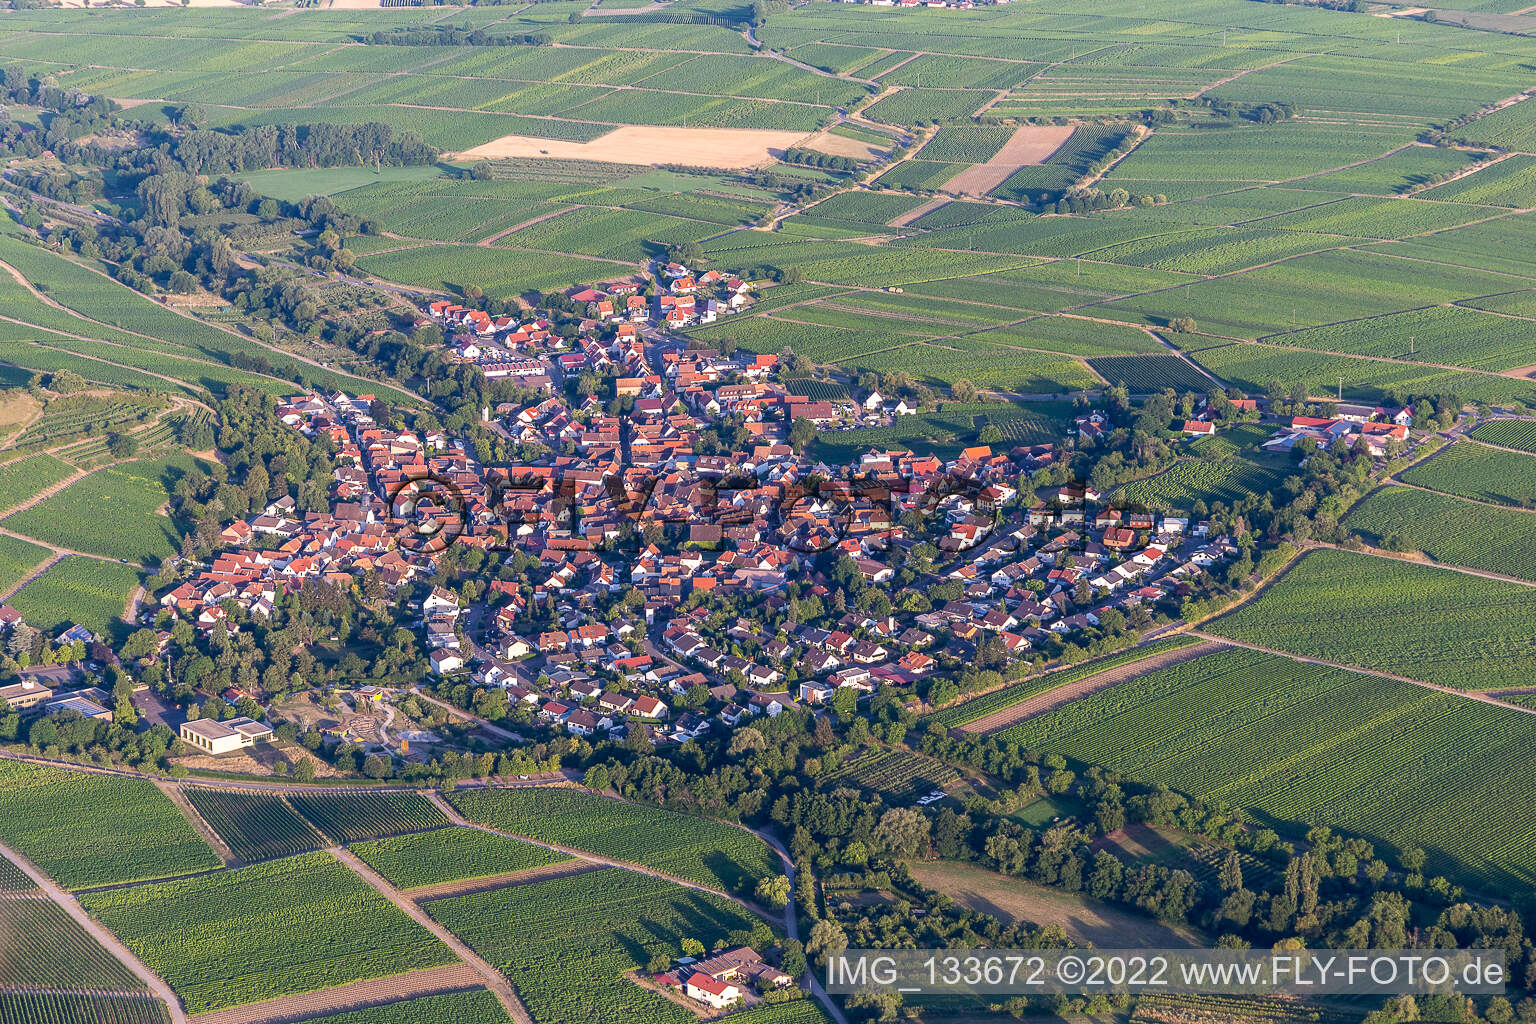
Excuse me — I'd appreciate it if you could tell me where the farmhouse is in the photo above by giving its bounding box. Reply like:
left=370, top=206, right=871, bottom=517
left=684, top=972, right=742, bottom=1009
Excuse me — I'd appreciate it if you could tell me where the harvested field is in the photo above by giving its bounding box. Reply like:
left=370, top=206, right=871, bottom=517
left=959, top=639, right=1221, bottom=735
left=942, top=125, right=1076, bottom=196
left=184, top=963, right=483, bottom=1024
left=453, top=126, right=813, bottom=169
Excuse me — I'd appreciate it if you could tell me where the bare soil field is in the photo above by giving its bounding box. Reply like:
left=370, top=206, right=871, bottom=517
left=799, top=129, right=888, bottom=162
left=907, top=860, right=1205, bottom=947
left=187, top=964, right=484, bottom=1024
left=942, top=124, right=1076, bottom=196
left=454, top=126, right=813, bottom=169
left=959, top=640, right=1221, bottom=736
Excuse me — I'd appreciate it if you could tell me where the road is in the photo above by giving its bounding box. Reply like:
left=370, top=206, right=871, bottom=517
left=0, top=838, right=187, bottom=1024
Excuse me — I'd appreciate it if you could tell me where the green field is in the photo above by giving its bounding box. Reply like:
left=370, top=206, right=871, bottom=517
left=0, top=761, right=220, bottom=889
left=0, top=897, right=146, bottom=991
left=0, top=454, right=76, bottom=514
left=1470, top=419, right=1536, bottom=453
left=0, top=534, right=50, bottom=599
left=447, top=788, right=778, bottom=896
left=184, top=790, right=328, bottom=863
left=4, top=556, right=139, bottom=637
left=80, top=852, right=457, bottom=1015
left=286, top=791, right=449, bottom=844
left=352, top=827, right=572, bottom=890
left=1003, top=646, right=1536, bottom=891
left=929, top=637, right=1206, bottom=728
left=1344, top=485, right=1536, bottom=582
left=428, top=868, right=761, bottom=1024
left=1208, top=548, right=1536, bottom=691
left=0, top=993, right=169, bottom=1024
left=1087, top=355, right=1214, bottom=393
left=1399, top=441, right=1536, bottom=507
left=3, top=456, right=213, bottom=564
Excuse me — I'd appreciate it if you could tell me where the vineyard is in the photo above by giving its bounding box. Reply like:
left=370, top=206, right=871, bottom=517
left=0, top=455, right=76, bottom=514
left=0, top=898, right=144, bottom=992
left=1208, top=549, right=1536, bottom=690
left=1344, top=485, right=1536, bottom=582
left=1002, top=645, right=1536, bottom=891
left=822, top=748, right=959, bottom=800
left=0, top=761, right=219, bottom=889
left=1469, top=419, right=1536, bottom=454
left=928, top=637, right=1203, bottom=728
left=79, top=852, right=457, bottom=1015
left=428, top=868, right=758, bottom=1024
left=0, top=854, right=33, bottom=891
left=4, top=556, right=141, bottom=637
left=351, top=827, right=572, bottom=890
left=266, top=990, right=511, bottom=1024
left=447, top=788, right=778, bottom=895
left=286, top=790, right=449, bottom=844
left=0, top=993, right=169, bottom=1024
left=1398, top=440, right=1536, bottom=508
left=1114, top=457, right=1284, bottom=512
left=3, top=455, right=210, bottom=564
left=0, top=535, right=49, bottom=602
left=184, top=789, right=327, bottom=863
left=1086, top=355, right=1213, bottom=394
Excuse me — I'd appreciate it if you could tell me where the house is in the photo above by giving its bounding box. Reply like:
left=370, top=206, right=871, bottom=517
left=685, top=972, right=741, bottom=1010
left=632, top=694, right=668, bottom=719
left=429, top=649, right=465, bottom=674
left=180, top=716, right=274, bottom=755
left=1182, top=420, right=1216, bottom=437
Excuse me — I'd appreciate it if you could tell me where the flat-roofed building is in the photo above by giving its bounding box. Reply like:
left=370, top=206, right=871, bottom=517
left=180, top=716, right=274, bottom=755
left=0, top=679, right=52, bottom=711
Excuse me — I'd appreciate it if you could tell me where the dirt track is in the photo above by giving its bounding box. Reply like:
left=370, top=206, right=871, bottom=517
left=942, top=124, right=1076, bottom=196
left=186, top=964, right=485, bottom=1024
left=410, top=859, right=597, bottom=902
left=958, top=640, right=1222, bottom=735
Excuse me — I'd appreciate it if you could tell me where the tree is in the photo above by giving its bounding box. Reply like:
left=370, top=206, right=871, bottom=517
left=106, top=432, right=139, bottom=458
left=583, top=764, right=611, bottom=791
left=754, top=874, right=791, bottom=908
left=788, top=417, right=817, bottom=453
left=361, top=753, right=393, bottom=779
left=873, top=807, right=931, bottom=860
left=951, top=378, right=978, bottom=403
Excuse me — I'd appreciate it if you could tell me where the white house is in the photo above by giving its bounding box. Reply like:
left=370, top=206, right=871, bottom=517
left=685, top=973, right=741, bottom=1010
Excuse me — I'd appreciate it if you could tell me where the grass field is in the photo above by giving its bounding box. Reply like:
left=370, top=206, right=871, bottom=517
left=0, top=761, right=220, bottom=889
left=447, top=788, right=778, bottom=896
left=352, top=827, right=573, bottom=891
left=1002, top=645, right=1536, bottom=891
left=80, top=852, right=457, bottom=1015
left=1207, top=548, right=1536, bottom=691
left=428, top=868, right=760, bottom=1024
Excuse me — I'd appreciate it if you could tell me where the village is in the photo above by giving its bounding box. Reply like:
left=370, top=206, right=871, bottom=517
left=0, top=248, right=1421, bottom=786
